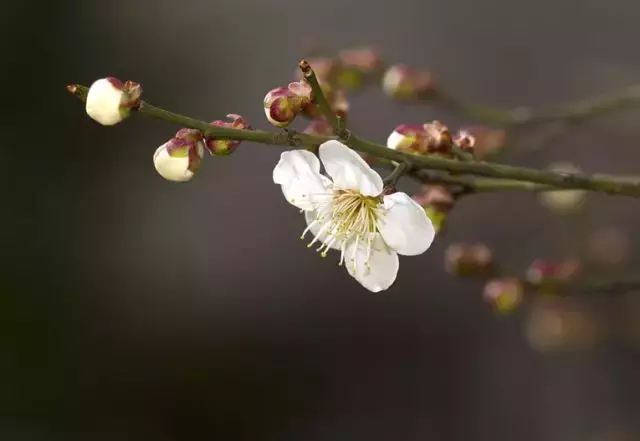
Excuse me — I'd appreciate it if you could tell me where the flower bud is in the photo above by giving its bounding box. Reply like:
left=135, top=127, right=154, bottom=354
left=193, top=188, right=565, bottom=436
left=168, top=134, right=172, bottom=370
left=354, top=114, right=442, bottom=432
left=455, top=126, right=506, bottom=159
left=445, top=243, right=493, bottom=276
left=153, top=128, right=205, bottom=182
left=414, top=185, right=455, bottom=212
left=205, top=114, right=251, bottom=156
left=336, top=47, right=383, bottom=90
left=483, top=277, right=524, bottom=314
left=382, top=65, right=435, bottom=100
left=422, top=120, right=453, bottom=154
left=525, top=259, right=581, bottom=290
left=85, top=77, right=142, bottom=126
left=387, top=124, right=427, bottom=153
left=538, top=163, right=587, bottom=214
left=263, top=83, right=312, bottom=127
left=303, top=118, right=334, bottom=137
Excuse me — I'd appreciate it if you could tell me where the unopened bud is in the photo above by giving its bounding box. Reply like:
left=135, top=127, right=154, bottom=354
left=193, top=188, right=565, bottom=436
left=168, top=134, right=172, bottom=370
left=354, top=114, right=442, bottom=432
left=538, top=163, right=587, bottom=214
left=414, top=185, right=455, bottom=212
left=303, top=118, right=334, bottom=137
left=205, top=114, right=251, bottom=156
left=382, top=65, right=435, bottom=100
left=422, top=120, right=452, bottom=153
left=387, top=121, right=452, bottom=155
left=85, top=77, right=142, bottom=126
left=337, top=47, right=383, bottom=90
left=526, top=259, right=581, bottom=287
left=263, top=85, right=310, bottom=127
left=387, top=124, right=427, bottom=153
left=483, top=277, right=524, bottom=314
left=456, top=126, right=506, bottom=159
left=445, top=243, right=493, bottom=276
left=153, top=128, right=205, bottom=182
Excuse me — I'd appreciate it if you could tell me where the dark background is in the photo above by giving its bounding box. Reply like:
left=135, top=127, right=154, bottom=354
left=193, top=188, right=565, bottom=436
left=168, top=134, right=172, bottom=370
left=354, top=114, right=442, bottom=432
left=3, top=0, right=640, bottom=440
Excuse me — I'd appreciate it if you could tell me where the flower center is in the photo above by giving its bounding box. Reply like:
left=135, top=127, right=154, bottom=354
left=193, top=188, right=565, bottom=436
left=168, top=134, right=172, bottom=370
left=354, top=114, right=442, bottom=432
left=301, top=189, right=382, bottom=272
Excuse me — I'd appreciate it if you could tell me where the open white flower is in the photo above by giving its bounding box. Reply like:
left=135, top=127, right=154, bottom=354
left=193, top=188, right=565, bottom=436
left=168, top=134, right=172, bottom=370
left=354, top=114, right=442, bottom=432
left=273, top=140, right=435, bottom=292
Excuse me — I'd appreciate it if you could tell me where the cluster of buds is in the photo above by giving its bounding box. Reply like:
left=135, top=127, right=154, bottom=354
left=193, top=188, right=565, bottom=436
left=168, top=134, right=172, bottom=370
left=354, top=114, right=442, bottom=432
left=84, top=77, right=142, bottom=126
left=483, top=277, right=525, bottom=314
left=525, top=259, right=582, bottom=292
left=412, top=185, right=455, bottom=232
left=453, top=126, right=507, bottom=159
left=387, top=120, right=453, bottom=156
left=382, top=65, right=435, bottom=100
left=445, top=243, right=494, bottom=276
left=153, top=128, right=205, bottom=182
left=205, top=114, right=252, bottom=156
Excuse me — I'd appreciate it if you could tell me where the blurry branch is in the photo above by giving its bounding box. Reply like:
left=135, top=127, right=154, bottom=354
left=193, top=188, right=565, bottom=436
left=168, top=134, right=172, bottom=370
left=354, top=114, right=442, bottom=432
left=431, top=84, right=640, bottom=127
left=68, top=83, right=640, bottom=197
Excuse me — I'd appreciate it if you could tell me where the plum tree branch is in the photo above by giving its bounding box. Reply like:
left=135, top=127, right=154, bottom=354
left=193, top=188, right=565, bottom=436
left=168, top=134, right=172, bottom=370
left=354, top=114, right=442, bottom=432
left=67, top=84, right=640, bottom=197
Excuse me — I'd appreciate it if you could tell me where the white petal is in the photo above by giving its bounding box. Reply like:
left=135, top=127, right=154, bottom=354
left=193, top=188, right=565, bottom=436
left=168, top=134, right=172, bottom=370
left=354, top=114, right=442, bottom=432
left=318, top=140, right=383, bottom=196
left=153, top=143, right=194, bottom=182
left=85, top=78, right=126, bottom=126
left=273, top=150, right=331, bottom=210
left=344, top=234, right=399, bottom=292
left=303, top=210, right=341, bottom=251
left=377, top=192, right=435, bottom=256
left=386, top=131, right=404, bottom=150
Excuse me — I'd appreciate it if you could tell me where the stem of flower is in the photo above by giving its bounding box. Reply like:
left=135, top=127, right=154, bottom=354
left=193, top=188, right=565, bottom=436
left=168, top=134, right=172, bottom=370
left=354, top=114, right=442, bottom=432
left=382, top=161, right=410, bottom=186
left=67, top=84, right=640, bottom=197
left=298, top=59, right=341, bottom=135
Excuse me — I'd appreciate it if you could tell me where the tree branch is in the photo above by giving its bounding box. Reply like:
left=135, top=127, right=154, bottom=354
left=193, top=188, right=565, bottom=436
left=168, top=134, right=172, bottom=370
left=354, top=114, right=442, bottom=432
left=67, top=84, right=640, bottom=197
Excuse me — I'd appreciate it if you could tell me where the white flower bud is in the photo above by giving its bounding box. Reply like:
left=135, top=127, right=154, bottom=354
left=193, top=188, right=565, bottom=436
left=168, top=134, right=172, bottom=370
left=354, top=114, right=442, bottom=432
left=85, top=78, right=129, bottom=126
left=153, top=129, right=205, bottom=182
left=538, top=163, right=587, bottom=214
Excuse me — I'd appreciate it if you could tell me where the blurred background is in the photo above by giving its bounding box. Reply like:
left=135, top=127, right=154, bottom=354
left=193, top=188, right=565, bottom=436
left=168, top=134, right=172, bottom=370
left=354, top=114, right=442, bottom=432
left=2, top=0, right=640, bottom=439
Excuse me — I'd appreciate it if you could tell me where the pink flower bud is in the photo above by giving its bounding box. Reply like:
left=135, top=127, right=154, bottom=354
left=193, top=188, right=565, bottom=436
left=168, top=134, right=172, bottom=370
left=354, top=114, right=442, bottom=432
left=455, top=126, right=506, bottom=159
left=413, top=185, right=455, bottom=212
left=303, top=118, right=333, bottom=137
left=382, top=65, right=435, bottom=100
left=484, top=278, right=524, bottom=313
left=445, top=243, right=493, bottom=276
left=336, top=47, right=383, bottom=90
left=205, top=114, right=251, bottom=156
left=263, top=86, right=309, bottom=127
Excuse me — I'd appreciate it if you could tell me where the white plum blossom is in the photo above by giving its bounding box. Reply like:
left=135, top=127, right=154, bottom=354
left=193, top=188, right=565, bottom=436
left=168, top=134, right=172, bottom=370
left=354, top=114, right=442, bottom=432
left=273, top=140, right=436, bottom=292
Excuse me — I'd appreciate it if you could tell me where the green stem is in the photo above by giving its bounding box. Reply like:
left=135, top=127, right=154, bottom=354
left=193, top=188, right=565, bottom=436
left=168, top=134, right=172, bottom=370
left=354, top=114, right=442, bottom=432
left=382, top=161, right=409, bottom=186
left=67, top=84, right=640, bottom=197
left=299, top=59, right=341, bottom=134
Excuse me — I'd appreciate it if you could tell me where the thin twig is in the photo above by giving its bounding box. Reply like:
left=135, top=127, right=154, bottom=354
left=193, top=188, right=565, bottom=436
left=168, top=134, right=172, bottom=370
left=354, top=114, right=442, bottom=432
left=299, top=59, right=341, bottom=134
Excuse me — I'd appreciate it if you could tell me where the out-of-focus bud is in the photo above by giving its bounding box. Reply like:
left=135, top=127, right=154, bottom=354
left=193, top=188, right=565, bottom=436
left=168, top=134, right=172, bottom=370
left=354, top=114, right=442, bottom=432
left=294, top=57, right=337, bottom=83
left=413, top=185, right=455, bottom=234
left=85, top=77, right=142, bottom=126
left=587, top=227, right=629, bottom=267
left=483, top=277, right=524, bottom=314
left=538, top=163, right=587, bottom=214
left=414, top=185, right=455, bottom=212
left=382, top=65, right=435, bottom=100
left=454, top=126, right=506, bottom=159
left=526, top=298, right=602, bottom=352
left=205, top=114, right=251, bottom=156
left=153, top=128, right=205, bottom=182
left=336, top=47, right=383, bottom=90
left=303, top=117, right=334, bottom=137
left=422, top=120, right=453, bottom=154
left=445, top=243, right=494, bottom=276
left=526, top=259, right=581, bottom=290
left=263, top=83, right=311, bottom=127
